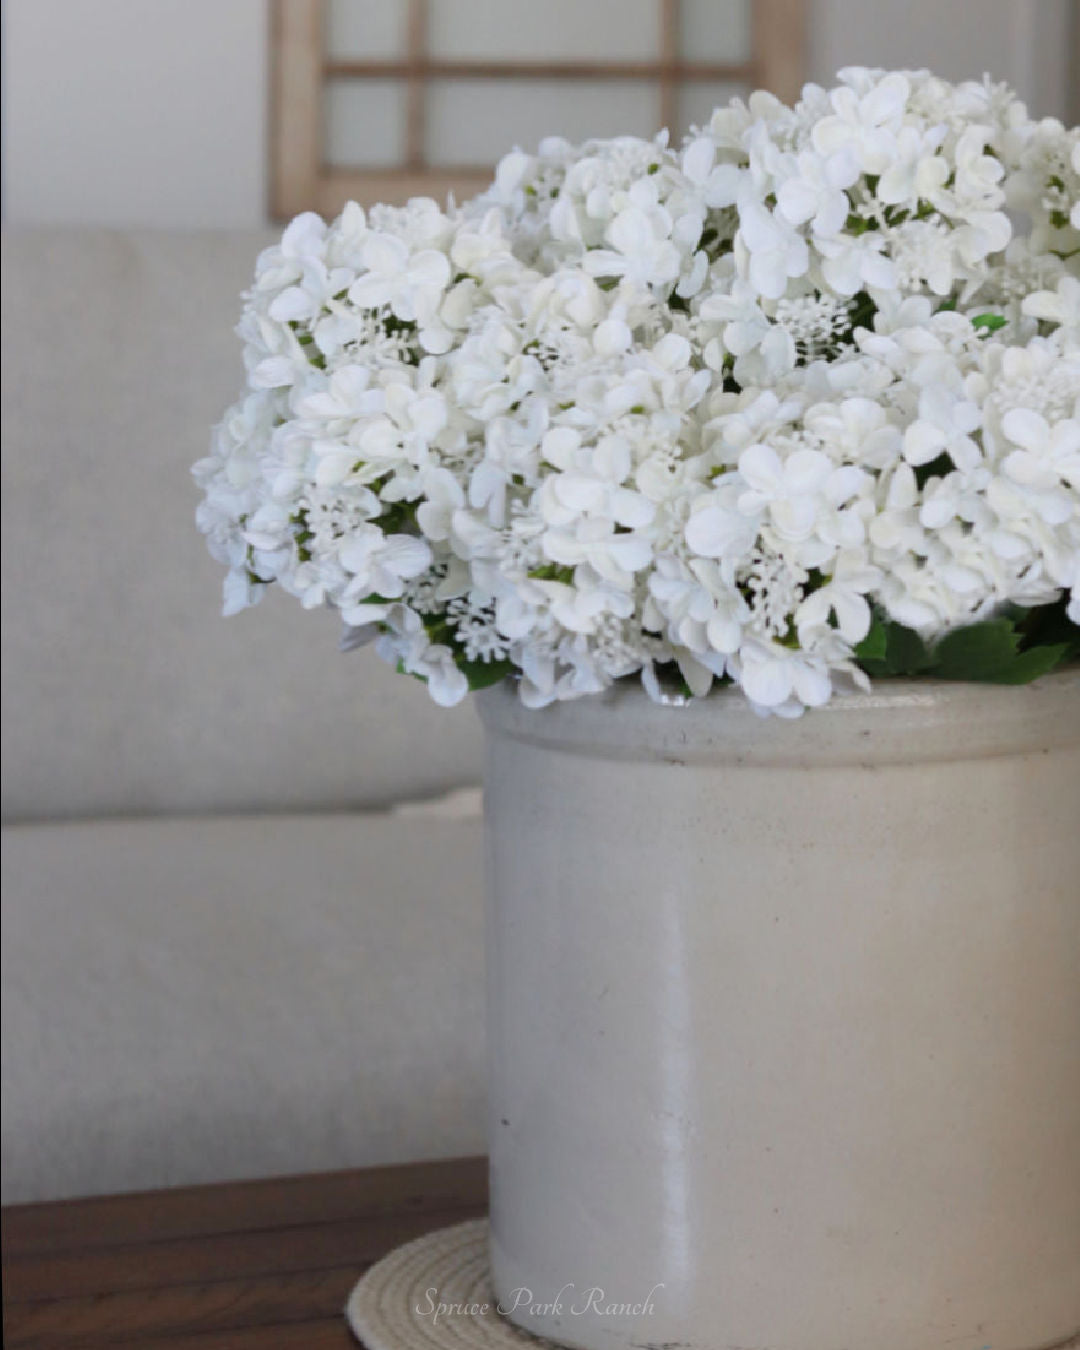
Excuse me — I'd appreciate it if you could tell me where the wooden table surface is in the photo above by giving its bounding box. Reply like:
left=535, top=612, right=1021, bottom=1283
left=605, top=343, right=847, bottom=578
left=2, top=1155, right=489, bottom=1349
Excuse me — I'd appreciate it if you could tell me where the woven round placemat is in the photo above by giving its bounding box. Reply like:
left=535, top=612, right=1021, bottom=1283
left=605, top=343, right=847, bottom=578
left=345, top=1218, right=560, bottom=1348
left=346, top=1220, right=1080, bottom=1350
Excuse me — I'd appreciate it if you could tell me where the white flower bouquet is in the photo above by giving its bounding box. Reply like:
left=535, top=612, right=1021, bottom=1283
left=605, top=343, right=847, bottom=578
left=195, top=68, right=1080, bottom=715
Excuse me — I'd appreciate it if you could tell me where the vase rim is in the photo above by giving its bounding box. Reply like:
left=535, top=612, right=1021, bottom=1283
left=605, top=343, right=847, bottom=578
left=477, top=667, right=1080, bottom=768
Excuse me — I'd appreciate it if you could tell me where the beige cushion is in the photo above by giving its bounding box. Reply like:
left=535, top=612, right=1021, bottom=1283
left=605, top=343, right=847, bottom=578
left=1, top=228, right=484, bottom=821
left=1, top=812, right=485, bottom=1203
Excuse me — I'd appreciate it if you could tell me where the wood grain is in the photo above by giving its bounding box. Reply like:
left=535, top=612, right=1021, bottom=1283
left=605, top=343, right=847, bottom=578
left=404, top=0, right=429, bottom=170
left=659, top=0, right=681, bottom=135
left=323, top=58, right=753, bottom=81
left=125, top=1324, right=355, bottom=1350
left=2, top=1155, right=487, bottom=1256
left=317, top=168, right=495, bottom=213
left=3, top=1204, right=485, bottom=1302
left=2, top=1156, right=488, bottom=1350
left=269, top=0, right=809, bottom=219
left=270, top=0, right=325, bottom=219
left=755, top=0, right=808, bottom=104
left=5, top=1267, right=357, bottom=1347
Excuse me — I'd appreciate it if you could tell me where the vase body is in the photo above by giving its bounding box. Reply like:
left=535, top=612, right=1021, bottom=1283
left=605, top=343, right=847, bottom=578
left=478, top=673, right=1080, bottom=1350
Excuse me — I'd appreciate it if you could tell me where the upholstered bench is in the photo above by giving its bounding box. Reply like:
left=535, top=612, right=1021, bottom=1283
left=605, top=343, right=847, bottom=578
left=1, top=230, right=486, bottom=1203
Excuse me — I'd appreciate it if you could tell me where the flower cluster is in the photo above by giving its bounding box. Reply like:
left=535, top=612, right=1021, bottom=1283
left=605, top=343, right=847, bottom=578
left=195, top=68, right=1080, bottom=713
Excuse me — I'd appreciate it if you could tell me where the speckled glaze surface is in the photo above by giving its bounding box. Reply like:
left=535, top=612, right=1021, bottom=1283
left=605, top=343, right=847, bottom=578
left=478, top=672, right=1080, bottom=1350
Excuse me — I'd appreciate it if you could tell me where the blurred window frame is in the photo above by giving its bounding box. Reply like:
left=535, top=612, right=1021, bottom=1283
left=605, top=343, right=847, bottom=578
left=269, top=0, right=807, bottom=218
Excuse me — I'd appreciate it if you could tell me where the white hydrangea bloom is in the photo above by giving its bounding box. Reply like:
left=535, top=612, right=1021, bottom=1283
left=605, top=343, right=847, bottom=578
left=196, top=69, right=1080, bottom=715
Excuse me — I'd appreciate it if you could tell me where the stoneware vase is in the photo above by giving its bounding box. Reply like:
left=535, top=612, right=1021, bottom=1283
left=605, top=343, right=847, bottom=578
left=477, top=670, right=1080, bottom=1350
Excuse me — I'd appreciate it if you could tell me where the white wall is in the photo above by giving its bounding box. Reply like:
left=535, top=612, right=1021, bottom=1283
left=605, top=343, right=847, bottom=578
left=1, top=0, right=1075, bottom=229
left=2, top=0, right=268, bottom=227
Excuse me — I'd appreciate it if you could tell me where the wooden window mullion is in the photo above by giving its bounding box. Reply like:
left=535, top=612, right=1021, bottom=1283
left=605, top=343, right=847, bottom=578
left=273, top=0, right=808, bottom=219
left=659, top=0, right=680, bottom=135
left=405, top=0, right=429, bottom=172
left=754, top=0, right=807, bottom=106
left=271, top=0, right=325, bottom=220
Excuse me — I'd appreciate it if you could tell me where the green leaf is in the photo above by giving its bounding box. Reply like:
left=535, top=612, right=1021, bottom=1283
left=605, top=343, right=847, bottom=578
left=886, top=622, right=933, bottom=675
left=854, top=612, right=888, bottom=664
left=845, top=213, right=881, bottom=236
left=858, top=618, right=934, bottom=685
left=877, top=624, right=930, bottom=677
left=854, top=609, right=933, bottom=679
left=648, top=660, right=695, bottom=700
left=971, top=313, right=1007, bottom=332
left=930, top=618, right=1071, bottom=684
left=930, top=619, right=1022, bottom=679
left=398, top=655, right=512, bottom=692
left=528, top=563, right=575, bottom=584
left=457, top=658, right=514, bottom=691
left=913, top=451, right=954, bottom=489
left=855, top=602, right=1078, bottom=687
left=1017, top=596, right=1080, bottom=661
left=415, top=607, right=516, bottom=693
left=981, top=643, right=1070, bottom=684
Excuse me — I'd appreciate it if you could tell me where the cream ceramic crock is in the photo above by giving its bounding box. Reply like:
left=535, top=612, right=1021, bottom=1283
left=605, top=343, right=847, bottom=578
left=478, top=672, right=1080, bottom=1350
